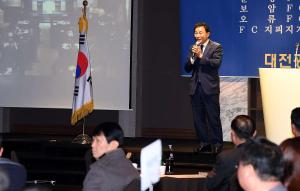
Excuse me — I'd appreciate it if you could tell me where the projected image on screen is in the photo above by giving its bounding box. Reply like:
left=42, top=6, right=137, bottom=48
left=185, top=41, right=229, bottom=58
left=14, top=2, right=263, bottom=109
left=0, top=0, right=132, bottom=109
left=31, top=0, right=66, bottom=15
left=1, top=0, right=21, bottom=7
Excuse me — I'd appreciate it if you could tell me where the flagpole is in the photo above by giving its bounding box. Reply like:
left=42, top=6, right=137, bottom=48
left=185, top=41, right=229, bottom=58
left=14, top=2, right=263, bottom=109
left=72, top=0, right=92, bottom=145
left=83, top=0, right=87, bottom=19
left=83, top=117, right=85, bottom=135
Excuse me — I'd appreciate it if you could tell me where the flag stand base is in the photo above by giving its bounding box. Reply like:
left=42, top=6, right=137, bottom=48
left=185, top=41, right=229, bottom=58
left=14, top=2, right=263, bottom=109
left=72, top=117, right=91, bottom=144
left=72, top=134, right=91, bottom=144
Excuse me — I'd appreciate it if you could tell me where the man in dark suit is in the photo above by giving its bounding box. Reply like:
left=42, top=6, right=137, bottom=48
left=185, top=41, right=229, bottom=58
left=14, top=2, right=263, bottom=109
left=206, top=115, right=256, bottom=191
left=185, top=22, right=223, bottom=152
left=83, top=122, right=139, bottom=191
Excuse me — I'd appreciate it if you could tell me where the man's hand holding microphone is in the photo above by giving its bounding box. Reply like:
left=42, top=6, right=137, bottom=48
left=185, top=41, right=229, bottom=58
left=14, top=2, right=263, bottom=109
left=192, top=41, right=203, bottom=59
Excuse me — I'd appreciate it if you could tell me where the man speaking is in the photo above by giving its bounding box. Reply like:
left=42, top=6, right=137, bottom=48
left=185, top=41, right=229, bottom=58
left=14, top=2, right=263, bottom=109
left=184, top=22, right=223, bottom=153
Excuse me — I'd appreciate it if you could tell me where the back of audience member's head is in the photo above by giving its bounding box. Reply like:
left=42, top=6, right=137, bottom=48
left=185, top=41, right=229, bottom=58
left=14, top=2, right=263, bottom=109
left=231, top=115, right=256, bottom=140
left=291, top=107, right=300, bottom=136
left=92, top=122, right=124, bottom=145
left=280, top=137, right=300, bottom=191
left=239, top=137, right=284, bottom=181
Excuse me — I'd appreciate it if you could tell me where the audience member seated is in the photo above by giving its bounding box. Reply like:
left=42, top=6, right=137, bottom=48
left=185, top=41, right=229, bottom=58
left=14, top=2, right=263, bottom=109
left=290, top=107, right=300, bottom=137
left=0, top=136, right=27, bottom=191
left=237, top=137, right=286, bottom=191
left=280, top=137, right=300, bottom=191
left=82, top=122, right=140, bottom=191
left=206, top=115, right=256, bottom=191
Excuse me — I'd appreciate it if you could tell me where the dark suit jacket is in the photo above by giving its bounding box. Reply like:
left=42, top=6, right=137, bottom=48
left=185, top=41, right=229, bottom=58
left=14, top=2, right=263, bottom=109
left=206, top=143, right=246, bottom=191
left=83, top=148, right=140, bottom=191
left=184, top=40, right=223, bottom=95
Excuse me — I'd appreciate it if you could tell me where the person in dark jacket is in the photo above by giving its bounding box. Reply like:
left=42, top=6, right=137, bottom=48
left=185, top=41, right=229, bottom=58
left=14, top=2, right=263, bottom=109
left=206, top=115, right=256, bottom=191
left=83, top=122, right=139, bottom=191
left=184, top=22, right=223, bottom=153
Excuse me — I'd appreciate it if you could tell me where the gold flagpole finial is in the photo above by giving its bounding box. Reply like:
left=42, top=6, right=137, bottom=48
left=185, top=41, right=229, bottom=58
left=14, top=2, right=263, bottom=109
left=83, top=0, right=88, bottom=18
left=79, top=0, right=88, bottom=33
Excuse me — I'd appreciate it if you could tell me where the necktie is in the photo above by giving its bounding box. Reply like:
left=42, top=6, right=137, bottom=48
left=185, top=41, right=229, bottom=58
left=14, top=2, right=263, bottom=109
left=200, top=44, right=204, bottom=52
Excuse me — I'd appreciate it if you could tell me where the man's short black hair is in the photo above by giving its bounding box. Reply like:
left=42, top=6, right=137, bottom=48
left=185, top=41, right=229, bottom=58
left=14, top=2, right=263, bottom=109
left=291, top=107, right=300, bottom=131
left=231, top=115, right=256, bottom=140
left=194, top=22, right=210, bottom=33
left=92, top=122, right=124, bottom=145
left=239, top=137, right=284, bottom=181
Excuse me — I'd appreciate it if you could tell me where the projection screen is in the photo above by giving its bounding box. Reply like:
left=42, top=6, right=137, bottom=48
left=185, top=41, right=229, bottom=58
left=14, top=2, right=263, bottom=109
left=0, top=0, right=131, bottom=110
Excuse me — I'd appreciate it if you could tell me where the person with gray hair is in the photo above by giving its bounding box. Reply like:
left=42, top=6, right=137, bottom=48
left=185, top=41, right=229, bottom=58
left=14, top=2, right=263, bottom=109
left=237, top=137, right=286, bottom=191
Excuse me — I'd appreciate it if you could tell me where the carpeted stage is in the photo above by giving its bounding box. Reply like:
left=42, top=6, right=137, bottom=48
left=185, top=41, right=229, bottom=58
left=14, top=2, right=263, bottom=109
left=2, top=134, right=234, bottom=191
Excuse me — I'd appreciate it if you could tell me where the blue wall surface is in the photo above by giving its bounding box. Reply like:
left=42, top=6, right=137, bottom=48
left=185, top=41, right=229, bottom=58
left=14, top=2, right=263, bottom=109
left=180, top=0, right=300, bottom=76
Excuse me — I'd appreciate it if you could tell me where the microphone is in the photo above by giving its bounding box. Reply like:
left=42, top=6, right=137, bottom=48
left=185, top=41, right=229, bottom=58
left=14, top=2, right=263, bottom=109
left=192, top=41, right=201, bottom=59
